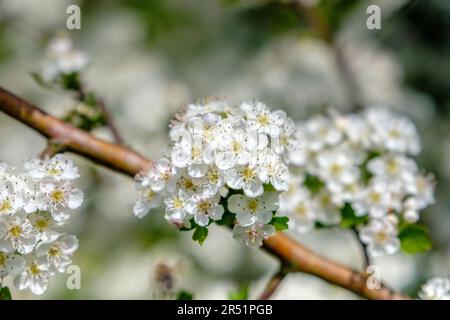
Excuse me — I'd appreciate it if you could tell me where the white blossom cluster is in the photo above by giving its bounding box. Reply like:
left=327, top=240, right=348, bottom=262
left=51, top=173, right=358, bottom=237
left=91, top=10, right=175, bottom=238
left=0, top=155, right=82, bottom=295
left=133, top=100, right=299, bottom=247
left=281, top=107, right=435, bottom=257
left=41, top=36, right=89, bottom=83
left=419, top=277, right=450, bottom=300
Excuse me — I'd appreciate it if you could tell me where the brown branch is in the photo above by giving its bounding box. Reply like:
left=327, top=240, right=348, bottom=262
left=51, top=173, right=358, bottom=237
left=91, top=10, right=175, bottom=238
left=0, top=86, right=408, bottom=300
left=258, top=266, right=289, bottom=300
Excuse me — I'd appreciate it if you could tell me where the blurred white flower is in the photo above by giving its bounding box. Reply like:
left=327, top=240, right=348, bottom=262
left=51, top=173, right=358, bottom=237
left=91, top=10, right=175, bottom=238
left=359, top=216, right=400, bottom=257
left=419, top=277, right=450, bottom=300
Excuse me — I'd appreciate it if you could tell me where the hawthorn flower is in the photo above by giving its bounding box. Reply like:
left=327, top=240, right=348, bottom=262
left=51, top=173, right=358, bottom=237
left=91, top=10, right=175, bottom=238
left=14, top=257, right=54, bottom=295
left=359, top=216, right=400, bottom=257
left=419, top=278, right=450, bottom=300
left=186, top=193, right=224, bottom=226
left=0, top=214, right=35, bottom=254
left=0, top=155, right=83, bottom=294
left=41, top=36, right=88, bottom=82
left=279, top=187, right=315, bottom=233
left=232, top=223, right=276, bottom=247
left=36, top=234, right=78, bottom=272
left=0, top=246, right=25, bottom=278
left=25, top=155, right=79, bottom=181
left=353, top=179, right=391, bottom=218
left=228, top=193, right=278, bottom=226
left=133, top=188, right=163, bottom=219
left=226, top=164, right=264, bottom=197
left=134, top=99, right=297, bottom=247
left=366, top=107, right=421, bottom=155
left=0, top=182, right=24, bottom=216
left=163, top=190, right=191, bottom=226
left=317, top=150, right=359, bottom=186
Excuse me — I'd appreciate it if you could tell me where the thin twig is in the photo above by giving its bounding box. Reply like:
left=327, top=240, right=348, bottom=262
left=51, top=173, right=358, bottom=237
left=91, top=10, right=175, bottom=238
left=0, top=86, right=408, bottom=300
left=258, top=266, right=289, bottom=300
left=351, top=227, right=371, bottom=270
left=290, top=0, right=364, bottom=111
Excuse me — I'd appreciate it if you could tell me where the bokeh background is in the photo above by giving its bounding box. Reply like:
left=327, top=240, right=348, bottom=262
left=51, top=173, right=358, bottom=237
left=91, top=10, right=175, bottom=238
left=0, top=0, right=449, bottom=299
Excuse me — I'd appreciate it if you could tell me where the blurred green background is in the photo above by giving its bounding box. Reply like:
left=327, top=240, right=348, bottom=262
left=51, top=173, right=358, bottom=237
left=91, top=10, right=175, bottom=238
left=0, top=0, right=449, bottom=299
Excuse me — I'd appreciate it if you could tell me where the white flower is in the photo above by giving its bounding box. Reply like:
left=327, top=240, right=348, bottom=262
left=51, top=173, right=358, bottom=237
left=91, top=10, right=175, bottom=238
left=163, top=190, right=191, bottom=226
left=0, top=246, right=25, bottom=278
left=137, top=158, right=178, bottom=193
left=228, top=193, right=278, bottom=226
left=317, top=150, right=359, bottom=186
left=193, top=166, right=225, bottom=198
left=186, top=193, right=224, bottom=227
left=302, top=115, right=342, bottom=150
left=232, top=223, right=276, bottom=247
left=404, top=173, right=435, bottom=209
left=42, top=36, right=88, bottom=82
left=366, top=107, right=421, bottom=155
left=359, top=216, right=400, bottom=257
left=29, top=180, right=83, bottom=223
left=133, top=188, right=162, bottom=219
left=279, top=187, right=315, bottom=233
left=14, top=257, right=53, bottom=295
left=215, top=127, right=253, bottom=170
left=419, top=278, right=450, bottom=300
left=25, top=155, right=79, bottom=181
left=313, top=190, right=341, bottom=225
left=353, top=179, right=392, bottom=218
left=0, top=214, right=35, bottom=254
left=36, top=234, right=78, bottom=272
left=241, top=101, right=286, bottom=137
left=367, top=154, right=417, bottom=187
left=225, top=164, right=264, bottom=197
left=258, top=151, right=290, bottom=191
left=0, top=182, right=24, bottom=216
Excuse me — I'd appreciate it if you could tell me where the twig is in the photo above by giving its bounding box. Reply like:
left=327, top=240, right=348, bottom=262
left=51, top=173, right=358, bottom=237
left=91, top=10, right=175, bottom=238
left=0, top=86, right=408, bottom=300
left=351, top=227, right=371, bottom=270
left=258, top=266, right=289, bottom=300
left=289, top=0, right=364, bottom=111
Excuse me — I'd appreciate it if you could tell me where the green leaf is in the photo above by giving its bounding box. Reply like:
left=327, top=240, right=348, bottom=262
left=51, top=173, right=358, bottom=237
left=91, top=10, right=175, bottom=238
left=270, top=216, right=289, bottom=231
left=0, top=286, right=12, bottom=300
left=229, top=283, right=248, bottom=300
left=216, top=210, right=235, bottom=226
left=398, top=223, right=432, bottom=254
left=340, top=203, right=368, bottom=228
left=176, top=290, right=193, bottom=300
left=192, top=226, right=208, bottom=245
left=303, top=174, right=324, bottom=194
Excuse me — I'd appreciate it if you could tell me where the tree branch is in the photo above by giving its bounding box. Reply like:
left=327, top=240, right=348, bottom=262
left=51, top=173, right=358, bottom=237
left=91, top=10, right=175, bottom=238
left=258, top=266, right=289, bottom=300
left=0, top=86, right=407, bottom=300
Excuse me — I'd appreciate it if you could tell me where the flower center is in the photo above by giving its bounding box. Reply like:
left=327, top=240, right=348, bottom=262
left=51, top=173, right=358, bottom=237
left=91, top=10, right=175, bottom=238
left=247, top=199, right=259, bottom=213
left=369, top=192, right=381, bottom=204
left=232, top=140, right=243, bottom=153
left=51, top=189, right=65, bottom=203
left=173, top=198, right=184, bottom=210
left=375, top=231, right=388, bottom=243
left=47, top=165, right=62, bottom=176
left=0, top=252, right=6, bottom=265
left=207, top=170, right=219, bottom=184
left=388, top=129, right=400, bottom=138
left=294, top=204, right=307, bottom=217
left=9, top=225, right=22, bottom=238
left=0, top=200, right=12, bottom=213
left=29, top=263, right=41, bottom=276
left=257, top=114, right=270, bottom=126
left=35, top=218, right=49, bottom=231
left=198, top=200, right=211, bottom=213
left=330, top=163, right=343, bottom=175
left=242, top=167, right=255, bottom=182
left=48, top=245, right=61, bottom=257
left=387, top=159, right=399, bottom=174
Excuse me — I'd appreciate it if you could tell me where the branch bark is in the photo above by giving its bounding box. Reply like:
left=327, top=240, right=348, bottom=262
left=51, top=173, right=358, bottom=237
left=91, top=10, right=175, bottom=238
left=0, top=86, right=407, bottom=300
